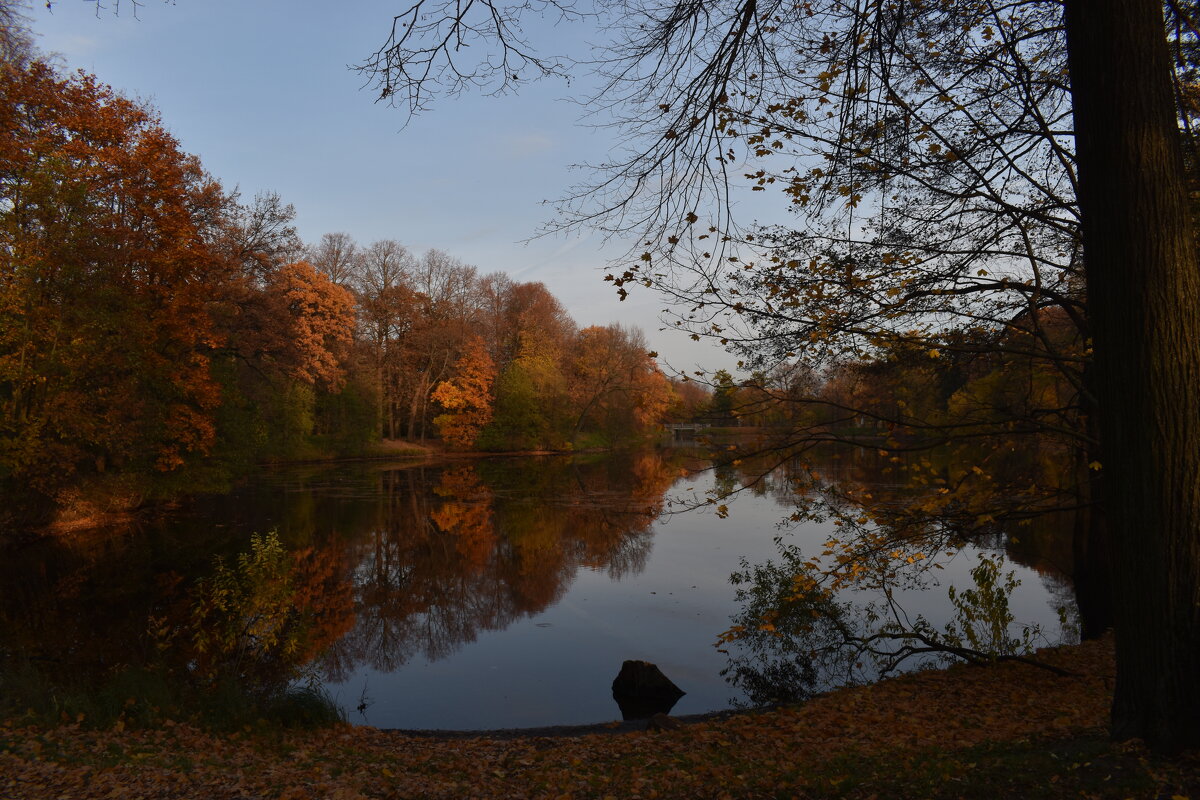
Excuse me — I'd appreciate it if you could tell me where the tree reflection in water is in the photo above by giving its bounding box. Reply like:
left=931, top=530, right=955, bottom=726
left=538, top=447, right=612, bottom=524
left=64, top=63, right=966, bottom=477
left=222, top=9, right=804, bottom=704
left=0, top=451, right=683, bottom=712
left=710, top=444, right=1080, bottom=706
left=0, top=446, right=1075, bottom=727
left=321, top=453, right=677, bottom=681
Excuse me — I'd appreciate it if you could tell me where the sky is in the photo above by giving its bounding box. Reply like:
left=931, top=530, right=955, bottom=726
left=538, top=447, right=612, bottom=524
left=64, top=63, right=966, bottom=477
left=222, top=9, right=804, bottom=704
left=25, top=0, right=761, bottom=374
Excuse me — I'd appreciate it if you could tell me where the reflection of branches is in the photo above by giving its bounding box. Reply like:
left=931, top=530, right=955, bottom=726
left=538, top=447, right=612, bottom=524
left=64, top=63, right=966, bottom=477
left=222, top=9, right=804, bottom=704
left=849, top=627, right=1073, bottom=678
left=599, top=522, right=654, bottom=579
left=333, top=521, right=521, bottom=672
left=720, top=543, right=1074, bottom=708
left=695, top=436, right=1085, bottom=587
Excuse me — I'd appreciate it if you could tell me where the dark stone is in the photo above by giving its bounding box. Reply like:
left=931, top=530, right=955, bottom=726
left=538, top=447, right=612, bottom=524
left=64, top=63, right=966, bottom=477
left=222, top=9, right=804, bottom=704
left=611, top=660, right=685, bottom=720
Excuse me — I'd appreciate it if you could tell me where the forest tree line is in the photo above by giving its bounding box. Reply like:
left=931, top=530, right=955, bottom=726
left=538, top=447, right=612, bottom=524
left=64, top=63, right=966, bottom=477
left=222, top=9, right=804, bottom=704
left=0, top=59, right=699, bottom=529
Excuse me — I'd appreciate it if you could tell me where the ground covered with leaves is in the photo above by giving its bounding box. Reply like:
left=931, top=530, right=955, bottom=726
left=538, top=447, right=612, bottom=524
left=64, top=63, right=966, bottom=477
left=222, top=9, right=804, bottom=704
left=3, top=637, right=1198, bottom=799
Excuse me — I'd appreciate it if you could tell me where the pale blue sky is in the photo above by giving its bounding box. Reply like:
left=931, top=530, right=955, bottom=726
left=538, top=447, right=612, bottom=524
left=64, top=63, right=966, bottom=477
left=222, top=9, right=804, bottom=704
left=27, top=0, right=766, bottom=372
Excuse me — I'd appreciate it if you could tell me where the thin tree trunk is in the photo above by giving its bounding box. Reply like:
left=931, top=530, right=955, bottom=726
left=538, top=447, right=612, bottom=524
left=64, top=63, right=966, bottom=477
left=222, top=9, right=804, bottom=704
left=375, top=344, right=386, bottom=440
left=408, top=370, right=428, bottom=442
left=388, top=374, right=396, bottom=440
left=1065, top=0, right=1200, bottom=752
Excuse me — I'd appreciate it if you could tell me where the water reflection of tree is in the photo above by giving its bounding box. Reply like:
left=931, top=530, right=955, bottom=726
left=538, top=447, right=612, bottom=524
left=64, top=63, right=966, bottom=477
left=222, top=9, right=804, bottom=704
left=0, top=454, right=682, bottom=694
left=715, top=444, right=1080, bottom=703
left=724, top=444, right=1080, bottom=585
left=0, top=523, right=356, bottom=702
left=321, top=452, right=679, bottom=681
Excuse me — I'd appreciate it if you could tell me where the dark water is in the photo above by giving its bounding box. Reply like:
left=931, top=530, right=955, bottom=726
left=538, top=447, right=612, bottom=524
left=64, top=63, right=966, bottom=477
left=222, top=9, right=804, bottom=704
left=0, top=448, right=1075, bottom=729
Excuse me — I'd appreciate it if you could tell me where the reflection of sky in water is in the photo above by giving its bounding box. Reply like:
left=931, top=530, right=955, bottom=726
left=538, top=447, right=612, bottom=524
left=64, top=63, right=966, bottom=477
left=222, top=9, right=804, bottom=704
left=328, top=462, right=1073, bottom=730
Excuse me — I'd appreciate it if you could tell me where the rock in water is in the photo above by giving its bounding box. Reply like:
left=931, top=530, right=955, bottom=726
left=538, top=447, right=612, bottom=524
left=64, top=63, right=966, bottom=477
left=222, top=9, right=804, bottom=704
left=611, top=660, right=686, bottom=720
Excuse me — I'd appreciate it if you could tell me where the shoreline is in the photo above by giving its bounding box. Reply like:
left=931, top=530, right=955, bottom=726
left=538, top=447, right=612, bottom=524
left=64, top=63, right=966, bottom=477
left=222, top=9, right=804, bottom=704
left=21, top=439, right=664, bottom=540
left=4, top=637, right=1169, bottom=800
left=382, top=709, right=746, bottom=741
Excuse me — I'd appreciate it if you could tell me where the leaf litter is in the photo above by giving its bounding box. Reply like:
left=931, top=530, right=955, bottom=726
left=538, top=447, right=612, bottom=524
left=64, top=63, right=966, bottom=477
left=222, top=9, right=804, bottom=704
left=3, top=636, right=1198, bottom=798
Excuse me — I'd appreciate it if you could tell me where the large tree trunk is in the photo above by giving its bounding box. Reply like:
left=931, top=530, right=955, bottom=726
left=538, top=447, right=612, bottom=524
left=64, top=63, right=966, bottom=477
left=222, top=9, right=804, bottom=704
left=1074, top=390, right=1114, bottom=641
left=1072, top=489, right=1113, bottom=641
left=1064, top=0, right=1200, bottom=751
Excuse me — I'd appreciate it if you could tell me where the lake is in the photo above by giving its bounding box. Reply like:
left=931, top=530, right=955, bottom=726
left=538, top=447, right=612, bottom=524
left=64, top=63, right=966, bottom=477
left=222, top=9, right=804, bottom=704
left=0, top=447, right=1076, bottom=730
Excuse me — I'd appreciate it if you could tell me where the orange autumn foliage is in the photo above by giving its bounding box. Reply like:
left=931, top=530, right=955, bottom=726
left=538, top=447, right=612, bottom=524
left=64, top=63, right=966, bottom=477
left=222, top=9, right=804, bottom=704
left=430, top=466, right=496, bottom=570
left=261, top=260, right=356, bottom=389
left=0, top=61, right=230, bottom=484
left=567, top=324, right=673, bottom=439
left=431, top=336, right=496, bottom=448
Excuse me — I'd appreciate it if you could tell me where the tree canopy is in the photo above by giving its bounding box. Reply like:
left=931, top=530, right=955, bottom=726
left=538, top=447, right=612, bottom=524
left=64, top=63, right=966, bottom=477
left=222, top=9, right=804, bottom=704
left=0, top=52, right=679, bottom=528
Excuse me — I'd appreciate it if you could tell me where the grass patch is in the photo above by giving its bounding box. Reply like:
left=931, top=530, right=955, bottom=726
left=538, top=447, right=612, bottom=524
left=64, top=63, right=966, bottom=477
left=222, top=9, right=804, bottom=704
left=0, top=660, right=344, bottom=732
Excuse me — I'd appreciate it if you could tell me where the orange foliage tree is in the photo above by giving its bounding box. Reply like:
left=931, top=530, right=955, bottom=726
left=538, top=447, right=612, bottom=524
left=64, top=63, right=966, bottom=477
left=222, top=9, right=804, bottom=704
left=431, top=335, right=496, bottom=448
left=0, top=62, right=231, bottom=497
left=0, top=60, right=365, bottom=516
left=567, top=324, right=670, bottom=441
left=255, top=260, right=356, bottom=389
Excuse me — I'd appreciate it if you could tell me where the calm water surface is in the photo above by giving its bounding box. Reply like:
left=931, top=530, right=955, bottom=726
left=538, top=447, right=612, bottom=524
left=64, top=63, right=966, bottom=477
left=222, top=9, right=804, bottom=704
left=1, top=448, right=1074, bottom=729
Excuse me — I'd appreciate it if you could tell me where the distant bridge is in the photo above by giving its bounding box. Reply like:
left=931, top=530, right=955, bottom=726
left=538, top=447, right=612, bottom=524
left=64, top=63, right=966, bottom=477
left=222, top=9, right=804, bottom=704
left=665, top=421, right=713, bottom=438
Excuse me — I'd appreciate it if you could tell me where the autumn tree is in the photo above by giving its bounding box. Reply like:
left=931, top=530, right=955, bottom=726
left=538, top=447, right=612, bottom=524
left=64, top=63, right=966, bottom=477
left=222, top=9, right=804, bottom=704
left=0, top=61, right=230, bottom=511
left=0, top=0, right=32, bottom=66
left=665, top=376, right=711, bottom=423
left=0, top=58, right=365, bottom=515
left=306, top=231, right=361, bottom=286
left=398, top=249, right=483, bottom=441
left=477, top=281, right=576, bottom=450
left=245, top=261, right=356, bottom=389
left=485, top=278, right=575, bottom=366
left=483, top=329, right=571, bottom=450
left=707, top=370, right=741, bottom=427
left=343, top=241, right=490, bottom=442
left=294, top=231, right=668, bottom=451
left=566, top=324, right=671, bottom=443
left=730, top=362, right=824, bottom=429
left=431, top=335, right=496, bottom=448
left=217, top=190, right=303, bottom=282
left=352, top=238, right=418, bottom=439
left=208, top=191, right=361, bottom=461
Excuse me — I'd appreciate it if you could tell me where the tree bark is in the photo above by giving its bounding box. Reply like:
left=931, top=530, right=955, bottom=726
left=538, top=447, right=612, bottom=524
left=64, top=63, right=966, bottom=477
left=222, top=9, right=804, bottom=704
left=1072, top=488, right=1113, bottom=641
left=1064, top=0, right=1200, bottom=752
left=1074, top=395, right=1114, bottom=641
